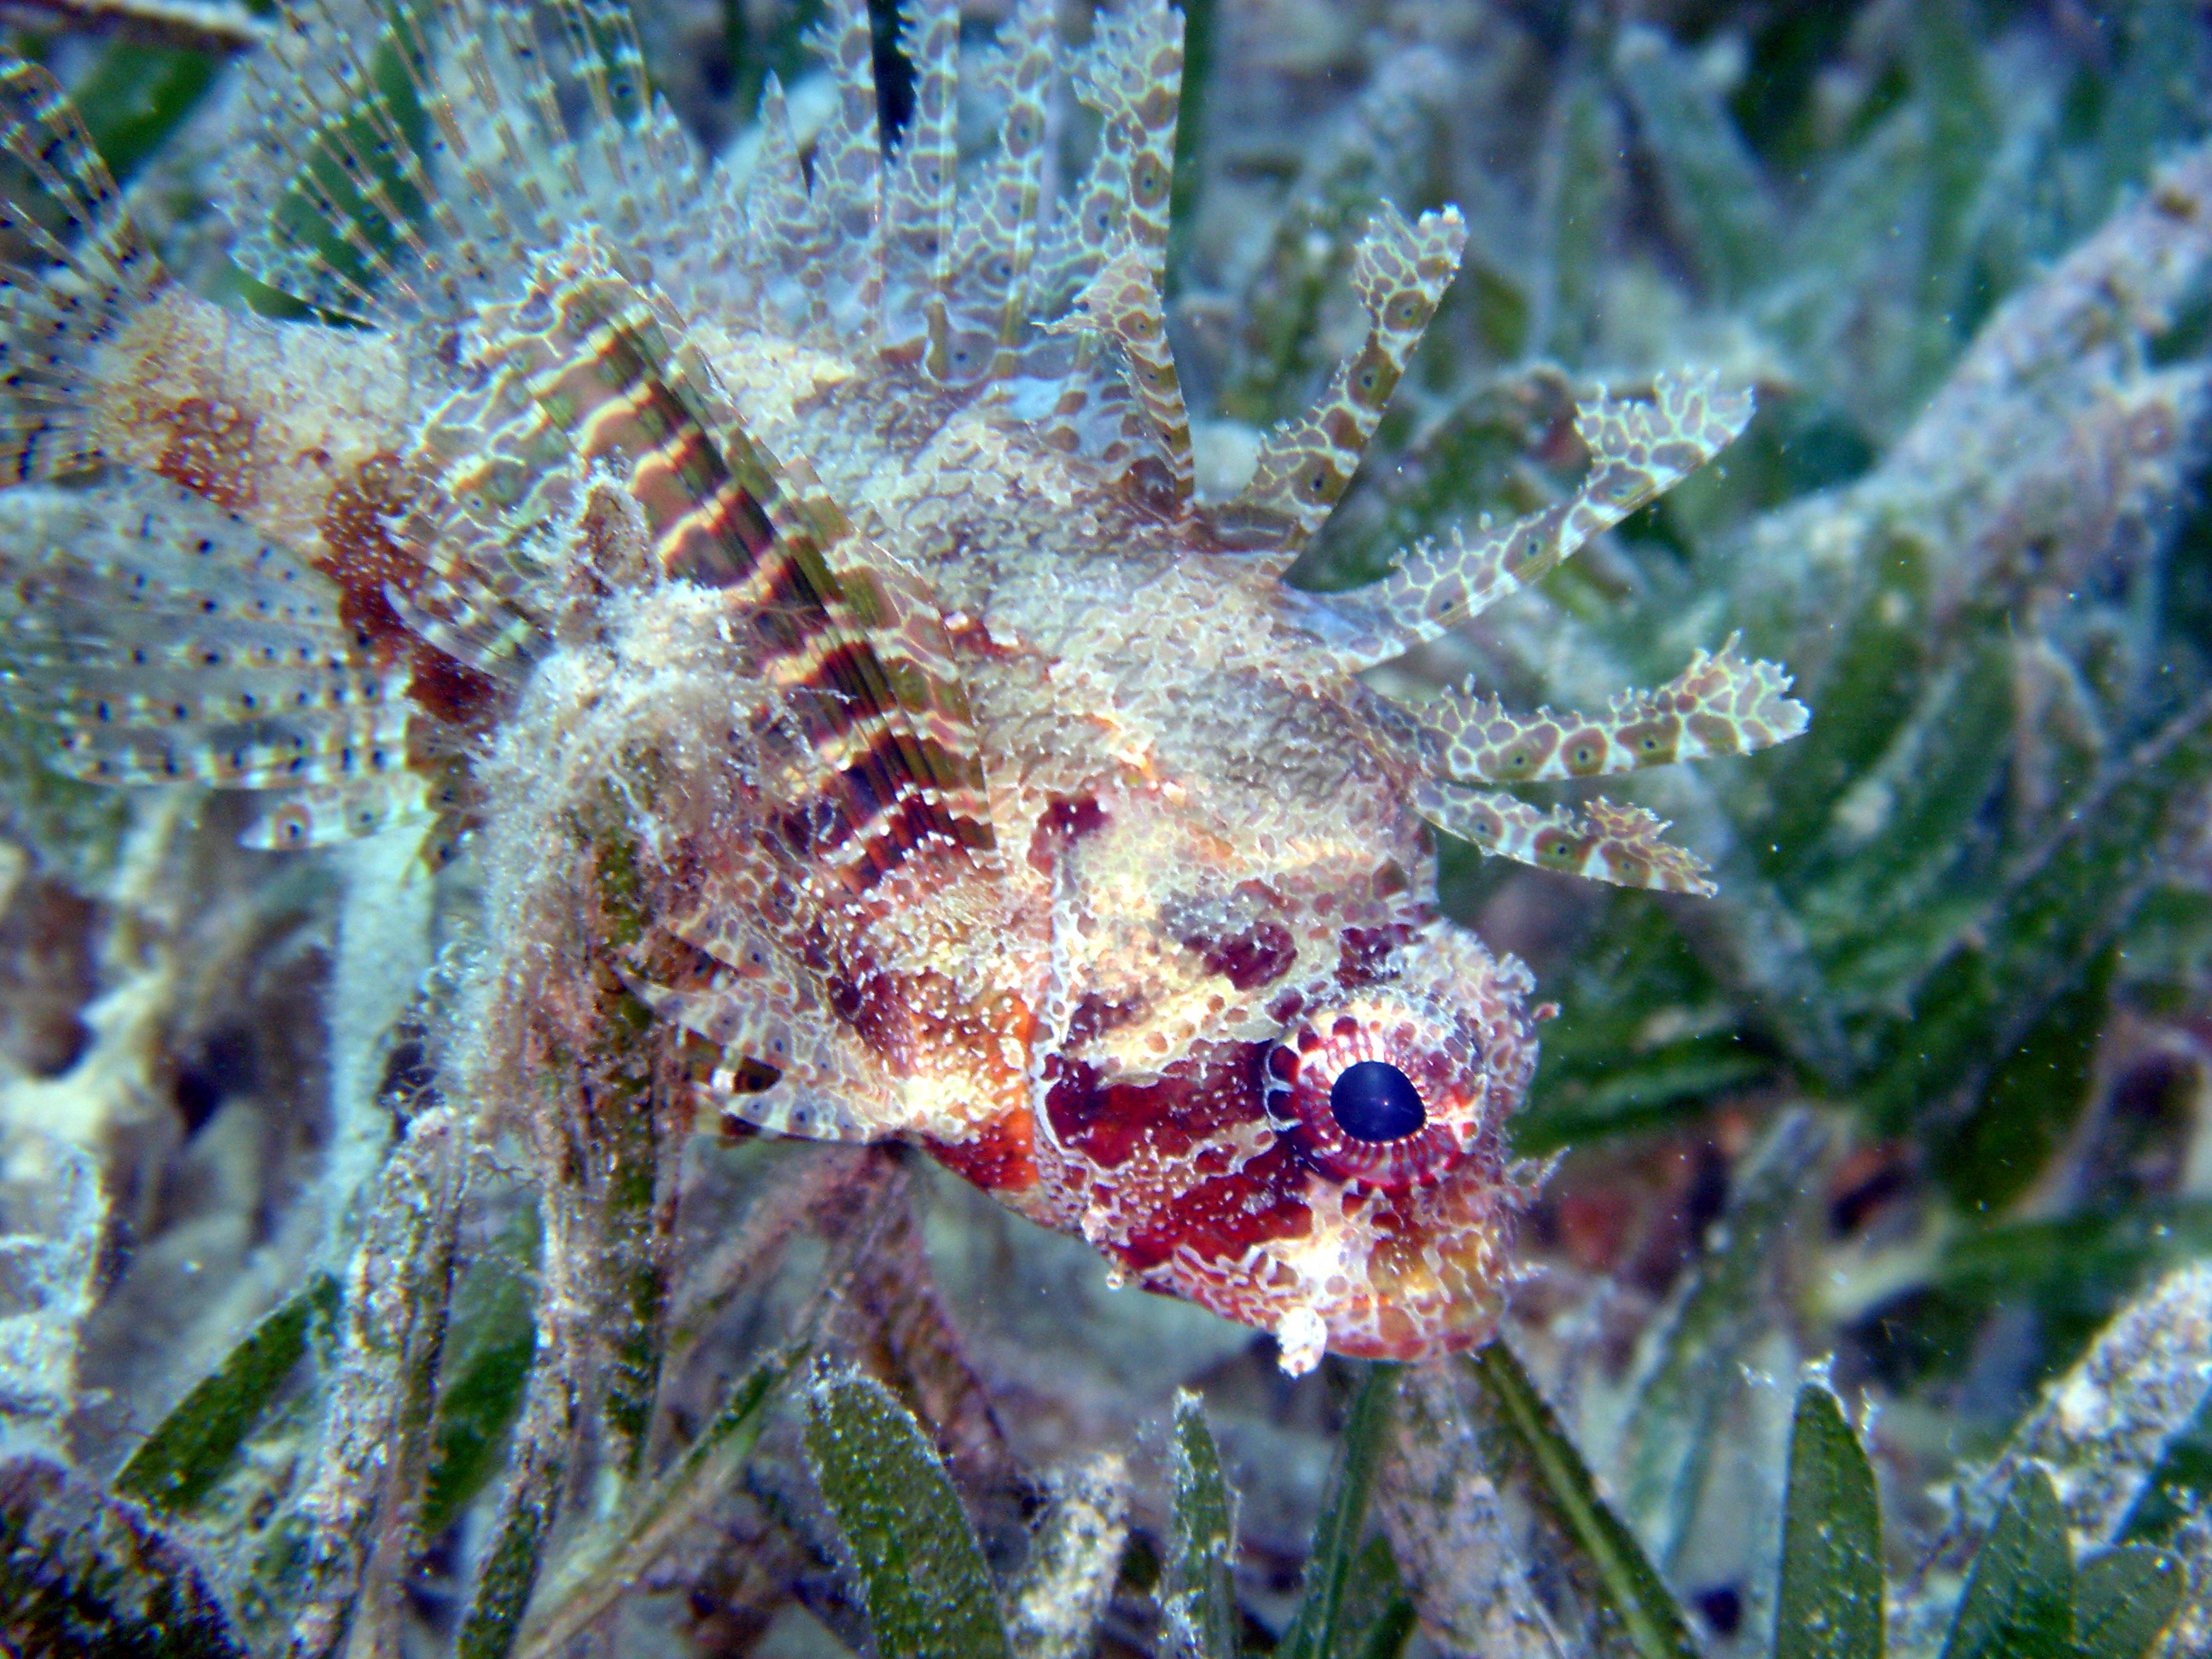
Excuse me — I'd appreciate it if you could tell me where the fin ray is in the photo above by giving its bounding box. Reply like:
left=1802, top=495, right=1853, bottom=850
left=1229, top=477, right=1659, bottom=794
left=220, top=0, right=701, bottom=325
left=1216, top=203, right=1466, bottom=558
left=620, top=963, right=901, bottom=1141
left=879, top=0, right=963, bottom=364
left=1301, top=373, right=1755, bottom=667
left=1417, top=780, right=1717, bottom=896
left=0, top=60, right=166, bottom=481
left=1410, top=637, right=1810, bottom=784
left=0, top=480, right=438, bottom=835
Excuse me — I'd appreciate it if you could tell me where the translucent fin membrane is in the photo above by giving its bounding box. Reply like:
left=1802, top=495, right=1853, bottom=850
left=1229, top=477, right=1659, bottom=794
left=244, top=777, right=434, bottom=849
left=877, top=0, right=961, bottom=362
left=934, top=0, right=1052, bottom=381
left=1057, top=242, right=1194, bottom=502
left=799, top=0, right=885, bottom=333
left=719, top=0, right=923, bottom=352
left=0, top=480, right=429, bottom=834
left=218, top=0, right=696, bottom=325
left=0, top=61, right=166, bottom=481
left=1025, top=0, right=1185, bottom=490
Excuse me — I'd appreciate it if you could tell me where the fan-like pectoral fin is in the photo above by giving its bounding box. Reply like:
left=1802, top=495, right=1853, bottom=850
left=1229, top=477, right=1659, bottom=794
left=1214, top=202, right=1467, bottom=557
left=1417, top=780, right=1717, bottom=896
left=1413, top=635, right=1810, bottom=783
left=221, top=0, right=699, bottom=328
left=442, top=247, right=1001, bottom=895
left=0, top=478, right=456, bottom=847
left=1297, top=374, right=1755, bottom=667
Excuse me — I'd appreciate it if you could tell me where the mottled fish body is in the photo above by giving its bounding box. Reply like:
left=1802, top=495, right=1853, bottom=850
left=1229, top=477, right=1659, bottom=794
left=0, top=0, right=1806, bottom=1370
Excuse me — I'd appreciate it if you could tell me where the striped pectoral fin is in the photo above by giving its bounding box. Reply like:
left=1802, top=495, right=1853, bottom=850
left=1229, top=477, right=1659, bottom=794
left=384, top=573, right=544, bottom=682
left=618, top=968, right=899, bottom=1144
left=1417, top=779, right=1717, bottom=897
left=1301, top=373, right=1756, bottom=669
left=687, top=428, right=1002, bottom=887
left=1415, top=637, right=1810, bottom=783
left=463, top=254, right=769, bottom=590
left=1214, top=203, right=1468, bottom=559
left=470, top=252, right=999, bottom=887
left=816, top=543, right=1000, bottom=857
left=416, top=250, right=743, bottom=660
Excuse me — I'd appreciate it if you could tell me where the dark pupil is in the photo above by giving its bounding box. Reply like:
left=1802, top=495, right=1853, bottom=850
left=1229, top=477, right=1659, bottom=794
left=1329, top=1061, right=1427, bottom=1143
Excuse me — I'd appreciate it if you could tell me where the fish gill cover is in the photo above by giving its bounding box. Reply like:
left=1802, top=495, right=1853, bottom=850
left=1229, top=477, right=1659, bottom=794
left=0, top=1, right=2203, bottom=1656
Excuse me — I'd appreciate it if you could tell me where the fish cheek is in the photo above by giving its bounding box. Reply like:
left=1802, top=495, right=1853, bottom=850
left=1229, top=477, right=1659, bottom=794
left=1041, top=1046, right=1318, bottom=1318
left=1123, top=1138, right=1314, bottom=1283
left=923, top=1110, right=1039, bottom=1196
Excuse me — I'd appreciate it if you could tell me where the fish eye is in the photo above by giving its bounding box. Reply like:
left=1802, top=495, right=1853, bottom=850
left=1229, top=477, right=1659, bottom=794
left=1330, top=1060, right=1426, bottom=1142
left=1263, top=999, right=1486, bottom=1188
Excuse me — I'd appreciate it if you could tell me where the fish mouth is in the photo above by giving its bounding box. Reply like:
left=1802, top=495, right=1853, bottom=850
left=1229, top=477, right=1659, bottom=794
left=1128, top=1159, right=1528, bottom=1372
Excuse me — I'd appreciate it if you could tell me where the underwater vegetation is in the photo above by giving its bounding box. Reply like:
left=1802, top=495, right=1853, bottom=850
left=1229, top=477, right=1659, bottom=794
left=0, top=0, right=2209, bottom=1654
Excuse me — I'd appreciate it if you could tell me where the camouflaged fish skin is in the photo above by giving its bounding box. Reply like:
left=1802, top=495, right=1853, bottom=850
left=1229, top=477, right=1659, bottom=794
left=0, top=0, right=1806, bottom=1371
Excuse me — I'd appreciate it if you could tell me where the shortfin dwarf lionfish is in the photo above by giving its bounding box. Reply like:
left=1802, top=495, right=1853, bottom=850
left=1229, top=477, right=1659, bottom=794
left=0, top=0, right=1805, bottom=1371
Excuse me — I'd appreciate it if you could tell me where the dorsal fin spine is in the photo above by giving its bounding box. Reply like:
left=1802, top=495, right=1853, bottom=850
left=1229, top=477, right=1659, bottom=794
left=804, top=0, right=888, bottom=333
left=1215, top=202, right=1466, bottom=562
left=974, top=0, right=1055, bottom=382
left=434, top=243, right=998, bottom=888
left=879, top=0, right=962, bottom=362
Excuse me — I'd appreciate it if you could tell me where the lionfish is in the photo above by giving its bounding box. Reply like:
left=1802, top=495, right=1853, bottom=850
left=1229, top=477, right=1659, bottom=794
left=0, top=0, right=1803, bottom=1371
